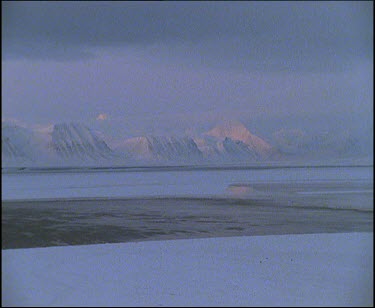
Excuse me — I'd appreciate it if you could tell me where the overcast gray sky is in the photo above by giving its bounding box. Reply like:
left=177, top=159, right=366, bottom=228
left=2, top=1, right=373, bottom=142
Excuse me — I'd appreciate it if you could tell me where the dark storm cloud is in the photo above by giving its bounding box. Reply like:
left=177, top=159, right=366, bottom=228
left=2, top=1, right=373, bottom=70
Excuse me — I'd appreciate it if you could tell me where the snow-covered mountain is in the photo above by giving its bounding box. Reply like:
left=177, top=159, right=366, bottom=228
left=272, top=128, right=367, bottom=161
left=2, top=120, right=369, bottom=167
left=51, top=122, right=115, bottom=162
left=114, top=122, right=279, bottom=164
left=2, top=121, right=279, bottom=166
left=219, top=137, right=260, bottom=160
left=2, top=125, right=31, bottom=161
left=2, top=122, right=119, bottom=167
left=196, top=122, right=280, bottom=162
left=2, top=123, right=55, bottom=166
left=118, top=136, right=203, bottom=163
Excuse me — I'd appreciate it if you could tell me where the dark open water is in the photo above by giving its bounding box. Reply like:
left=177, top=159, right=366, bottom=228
left=2, top=195, right=372, bottom=249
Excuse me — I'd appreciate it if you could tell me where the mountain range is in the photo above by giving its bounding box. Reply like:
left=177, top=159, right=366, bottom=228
left=1, top=120, right=370, bottom=167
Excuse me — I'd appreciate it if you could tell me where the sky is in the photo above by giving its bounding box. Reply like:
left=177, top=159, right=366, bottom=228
left=2, top=1, right=373, bottom=144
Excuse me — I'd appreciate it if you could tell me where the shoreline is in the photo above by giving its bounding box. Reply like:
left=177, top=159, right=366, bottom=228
left=2, top=163, right=373, bottom=173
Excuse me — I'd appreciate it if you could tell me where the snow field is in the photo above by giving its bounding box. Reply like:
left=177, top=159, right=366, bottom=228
left=2, top=232, right=373, bottom=307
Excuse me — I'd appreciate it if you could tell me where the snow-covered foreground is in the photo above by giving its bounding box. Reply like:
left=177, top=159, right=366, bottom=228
left=2, top=232, right=373, bottom=307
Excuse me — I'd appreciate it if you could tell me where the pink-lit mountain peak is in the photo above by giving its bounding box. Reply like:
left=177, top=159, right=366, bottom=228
left=205, top=121, right=272, bottom=152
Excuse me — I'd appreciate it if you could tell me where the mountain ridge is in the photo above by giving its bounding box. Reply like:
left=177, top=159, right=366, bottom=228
left=2, top=120, right=369, bottom=167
